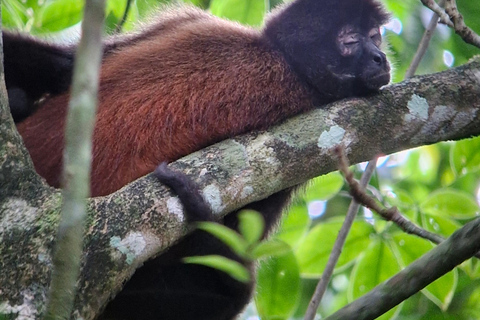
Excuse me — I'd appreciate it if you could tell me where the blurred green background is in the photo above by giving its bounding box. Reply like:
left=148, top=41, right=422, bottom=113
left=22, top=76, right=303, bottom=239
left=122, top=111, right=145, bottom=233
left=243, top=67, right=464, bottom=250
left=2, top=0, right=480, bottom=319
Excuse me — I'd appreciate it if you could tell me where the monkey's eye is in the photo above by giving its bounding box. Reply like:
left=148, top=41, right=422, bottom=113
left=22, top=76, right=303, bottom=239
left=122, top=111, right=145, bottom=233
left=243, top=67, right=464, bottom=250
left=343, top=34, right=360, bottom=46
left=336, top=26, right=361, bottom=56
left=344, top=40, right=359, bottom=46
left=368, top=28, right=382, bottom=46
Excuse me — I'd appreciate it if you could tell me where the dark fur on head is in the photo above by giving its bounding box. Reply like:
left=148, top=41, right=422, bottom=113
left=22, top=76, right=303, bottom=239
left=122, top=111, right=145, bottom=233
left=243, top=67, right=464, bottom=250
left=264, top=0, right=390, bottom=99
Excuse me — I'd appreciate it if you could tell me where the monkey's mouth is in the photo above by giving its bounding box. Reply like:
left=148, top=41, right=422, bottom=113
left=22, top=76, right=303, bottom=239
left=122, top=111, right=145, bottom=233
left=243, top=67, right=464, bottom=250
left=364, top=72, right=390, bottom=89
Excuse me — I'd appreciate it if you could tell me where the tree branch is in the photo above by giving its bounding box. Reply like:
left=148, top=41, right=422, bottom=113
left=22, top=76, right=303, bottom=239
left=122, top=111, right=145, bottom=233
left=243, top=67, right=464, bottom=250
left=1, top=58, right=480, bottom=319
left=405, top=0, right=445, bottom=78
left=324, top=216, right=480, bottom=320
left=337, top=147, right=446, bottom=243
left=419, top=0, right=480, bottom=49
left=419, top=0, right=453, bottom=27
left=44, top=0, right=105, bottom=319
left=444, top=0, right=480, bottom=48
left=305, top=158, right=377, bottom=320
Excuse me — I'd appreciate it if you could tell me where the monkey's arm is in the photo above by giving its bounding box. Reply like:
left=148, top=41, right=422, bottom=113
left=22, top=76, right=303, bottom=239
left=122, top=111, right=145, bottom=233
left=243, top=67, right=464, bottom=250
left=3, top=31, right=75, bottom=122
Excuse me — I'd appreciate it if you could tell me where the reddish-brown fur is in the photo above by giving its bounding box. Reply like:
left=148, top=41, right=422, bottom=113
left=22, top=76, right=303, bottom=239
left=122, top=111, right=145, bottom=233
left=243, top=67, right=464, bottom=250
left=17, top=8, right=315, bottom=196
left=10, top=2, right=390, bottom=319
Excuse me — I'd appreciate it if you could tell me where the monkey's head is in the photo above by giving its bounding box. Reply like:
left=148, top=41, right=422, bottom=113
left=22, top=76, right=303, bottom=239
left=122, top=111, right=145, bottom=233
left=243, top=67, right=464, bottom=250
left=264, top=0, right=391, bottom=101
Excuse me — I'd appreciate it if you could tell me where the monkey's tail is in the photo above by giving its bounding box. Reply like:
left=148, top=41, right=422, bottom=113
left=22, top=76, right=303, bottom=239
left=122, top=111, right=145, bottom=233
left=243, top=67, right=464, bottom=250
left=154, top=162, right=214, bottom=222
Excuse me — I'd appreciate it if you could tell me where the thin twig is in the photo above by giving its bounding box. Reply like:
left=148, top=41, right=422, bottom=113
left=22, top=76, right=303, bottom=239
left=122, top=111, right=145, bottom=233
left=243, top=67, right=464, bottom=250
left=420, top=0, right=453, bottom=27
left=338, top=149, right=444, bottom=243
left=405, top=0, right=445, bottom=78
left=337, top=148, right=480, bottom=259
left=305, top=155, right=377, bottom=320
left=419, top=0, right=480, bottom=49
left=114, top=0, right=133, bottom=34
left=444, top=0, right=480, bottom=48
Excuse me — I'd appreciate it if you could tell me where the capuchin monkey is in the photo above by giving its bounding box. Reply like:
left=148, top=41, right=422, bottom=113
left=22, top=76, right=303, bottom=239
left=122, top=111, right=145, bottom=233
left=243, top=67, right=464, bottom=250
left=3, top=0, right=390, bottom=318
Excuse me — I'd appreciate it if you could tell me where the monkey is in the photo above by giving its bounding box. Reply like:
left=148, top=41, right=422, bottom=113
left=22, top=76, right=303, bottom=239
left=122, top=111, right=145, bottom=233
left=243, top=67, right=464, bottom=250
left=3, top=0, right=390, bottom=319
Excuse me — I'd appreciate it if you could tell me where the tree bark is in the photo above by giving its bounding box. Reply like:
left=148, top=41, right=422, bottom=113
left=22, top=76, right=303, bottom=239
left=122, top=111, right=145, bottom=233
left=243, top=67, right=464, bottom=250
left=0, top=58, right=479, bottom=319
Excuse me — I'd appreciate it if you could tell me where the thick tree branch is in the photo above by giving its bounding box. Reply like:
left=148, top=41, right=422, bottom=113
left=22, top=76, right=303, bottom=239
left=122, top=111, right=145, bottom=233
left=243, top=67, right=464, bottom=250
left=0, top=58, right=480, bottom=319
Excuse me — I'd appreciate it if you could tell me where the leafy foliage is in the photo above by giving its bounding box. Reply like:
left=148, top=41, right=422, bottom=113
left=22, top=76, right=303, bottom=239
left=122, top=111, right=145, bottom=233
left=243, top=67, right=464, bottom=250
left=256, top=251, right=301, bottom=319
left=188, top=211, right=291, bottom=283
left=184, top=255, right=252, bottom=282
left=2, top=0, right=479, bottom=319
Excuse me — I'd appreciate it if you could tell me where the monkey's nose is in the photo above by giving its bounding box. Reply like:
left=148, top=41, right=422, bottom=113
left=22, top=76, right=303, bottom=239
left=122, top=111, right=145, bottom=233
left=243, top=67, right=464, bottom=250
left=372, top=51, right=386, bottom=66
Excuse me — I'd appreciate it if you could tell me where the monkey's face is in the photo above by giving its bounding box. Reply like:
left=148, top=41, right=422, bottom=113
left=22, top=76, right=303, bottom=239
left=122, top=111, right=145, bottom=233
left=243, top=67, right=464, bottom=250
left=262, top=0, right=391, bottom=100
left=332, top=24, right=390, bottom=93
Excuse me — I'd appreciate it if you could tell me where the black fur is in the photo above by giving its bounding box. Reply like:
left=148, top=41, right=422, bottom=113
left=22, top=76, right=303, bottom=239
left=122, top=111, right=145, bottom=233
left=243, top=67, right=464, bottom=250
left=154, top=163, right=214, bottom=223
left=3, top=31, right=75, bottom=122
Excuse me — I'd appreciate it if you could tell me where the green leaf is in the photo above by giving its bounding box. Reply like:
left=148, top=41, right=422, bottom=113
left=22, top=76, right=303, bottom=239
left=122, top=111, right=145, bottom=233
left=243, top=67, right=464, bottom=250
left=120, top=4, right=139, bottom=32
left=466, top=259, right=480, bottom=279
left=296, top=219, right=374, bottom=277
left=303, top=171, right=344, bottom=202
left=183, top=0, right=210, bottom=9
left=422, top=213, right=461, bottom=238
left=107, top=0, right=127, bottom=19
left=105, top=11, right=120, bottom=34
left=385, top=188, right=416, bottom=207
left=461, top=285, right=480, bottom=318
left=269, top=0, right=284, bottom=9
left=349, top=239, right=400, bottom=300
left=197, top=222, right=248, bottom=257
left=397, top=146, right=441, bottom=185
left=256, top=251, right=300, bottom=319
left=276, top=202, right=310, bottom=248
left=423, top=269, right=457, bottom=311
left=135, top=0, right=166, bottom=18
left=37, top=0, right=84, bottom=32
left=392, top=233, right=458, bottom=310
left=450, top=136, right=480, bottom=175
left=420, top=189, right=479, bottom=219
left=384, top=188, right=418, bottom=221
left=210, top=0, right=266, bottom=26
left=391, top=232, right=434, bottom=266
left=238, top=210, right=265, bottom=246
left=373, top=306, right=401, bottom=320
left=2, top=0, right=28, bottom=29
left=251, top=239, right=291, bottom=259
left=183, top=255, right=251, bottom=282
